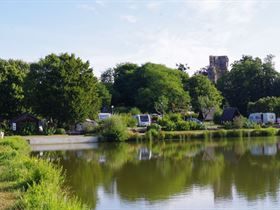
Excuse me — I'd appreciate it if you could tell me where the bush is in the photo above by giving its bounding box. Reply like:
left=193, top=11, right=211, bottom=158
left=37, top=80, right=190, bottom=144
left=129, top=107, right=141, bottom=115
left=100, top=115, right=128, bottom=141
left=213, top=110, right=222, bottom=125
left=168, top=113, right=183, bottom=122
left=177, top=121, right=190, bottom=131
left=147, top=123, right=162, bottom=131
left=55, top=128, right=66, bottom=134
left=0, top=120, right=13, bottom=136
left=223, top=121, right=234, bottom=129
left=19, top=122, right=38, bottom=135
left=233, top=116, right=246, bottom=129
left=120, top=114, right=137, bottom=127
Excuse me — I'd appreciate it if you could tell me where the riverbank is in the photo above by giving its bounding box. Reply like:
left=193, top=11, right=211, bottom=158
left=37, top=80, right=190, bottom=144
left=0, top=136, right=87, bottom=210
left=129, top=127, right=280, bottom=141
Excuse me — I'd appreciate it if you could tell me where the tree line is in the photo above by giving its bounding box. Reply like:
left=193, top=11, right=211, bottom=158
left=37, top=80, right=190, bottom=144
left=1, top=53, right=279, bottom=128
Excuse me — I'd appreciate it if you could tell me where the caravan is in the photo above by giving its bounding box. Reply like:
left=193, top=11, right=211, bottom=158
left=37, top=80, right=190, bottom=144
left=135, top=114, right=151, bottom=127
left=249, top=113, right=276, bottom=124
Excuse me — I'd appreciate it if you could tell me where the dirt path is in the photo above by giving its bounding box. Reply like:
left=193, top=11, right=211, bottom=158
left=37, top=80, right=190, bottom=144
left=0, top=192, right=16, bottom=210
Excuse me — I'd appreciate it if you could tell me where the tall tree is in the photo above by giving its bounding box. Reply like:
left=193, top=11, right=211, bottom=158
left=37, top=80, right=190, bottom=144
left=0, top=59, right=29, bottom=119
left=186, top=74, right=222, bottom=114
left=25, top=53, right=100, bottom=126
left=217, top=55, right=280, bottom=115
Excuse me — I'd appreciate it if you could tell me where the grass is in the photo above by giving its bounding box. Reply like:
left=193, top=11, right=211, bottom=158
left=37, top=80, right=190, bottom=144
left=129, top=128, right=280, bottom=141
left=0, top=136, right=88, bottom=210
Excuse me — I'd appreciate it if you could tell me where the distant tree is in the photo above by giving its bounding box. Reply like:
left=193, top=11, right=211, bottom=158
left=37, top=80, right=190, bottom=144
left=176, top=63, right=190, bottom=72
left=101, top=68, right=114, bottom=84
left=247, top=96, right=280, bottom=116
left=195, top=66, right=208, bottom=76
left=217, top=55, right=280, bottom=115
left=135, top=63, right=190, bottom=113
left=0, top=59, right=29, bottom=119
left=154, top=96, right=169, bottom=116
left=25, top=53, right=100, bottom=126
left=186, top=75, right=222, bottom=114
left=96, top=82, right=112, bottom=111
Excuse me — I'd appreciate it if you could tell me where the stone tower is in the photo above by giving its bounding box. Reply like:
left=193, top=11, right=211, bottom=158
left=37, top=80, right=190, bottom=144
left=207, top=56, right=229, bottom=83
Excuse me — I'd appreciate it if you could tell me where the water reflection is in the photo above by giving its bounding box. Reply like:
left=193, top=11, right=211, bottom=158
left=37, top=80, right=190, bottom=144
left=33, top=137, right=280, bottom=210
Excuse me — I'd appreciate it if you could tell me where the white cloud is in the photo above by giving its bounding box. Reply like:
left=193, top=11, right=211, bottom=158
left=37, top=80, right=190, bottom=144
left=120, top=15, right=137, bottom=23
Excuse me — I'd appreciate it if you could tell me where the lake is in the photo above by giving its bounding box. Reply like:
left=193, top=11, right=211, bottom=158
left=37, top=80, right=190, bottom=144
left=33, top=137, right=280, bottom=210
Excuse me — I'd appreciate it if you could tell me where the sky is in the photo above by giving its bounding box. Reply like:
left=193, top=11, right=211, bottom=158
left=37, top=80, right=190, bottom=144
left=1, top=0, right=280, bottom=77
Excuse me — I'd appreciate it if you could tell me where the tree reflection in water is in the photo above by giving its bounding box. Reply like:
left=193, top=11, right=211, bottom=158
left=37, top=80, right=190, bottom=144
left=33, top=136, right=280, bottom=209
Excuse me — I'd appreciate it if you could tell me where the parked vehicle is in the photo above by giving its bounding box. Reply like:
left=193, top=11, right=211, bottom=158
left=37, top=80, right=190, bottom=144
left=186, top=117, right=203, bottom=125
left=135, top=114, right=151, bottom=127
left=248, top=112, right=276, bottom=124
left=98, top=113, right=112, bottom=121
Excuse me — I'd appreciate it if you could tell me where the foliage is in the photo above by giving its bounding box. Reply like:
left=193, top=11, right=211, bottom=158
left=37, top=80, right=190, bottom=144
left=129, top=107, right=141, bottom=115
left=186, top=74, right=222, bottom=114
left=100, top=115, right=128, bottom=141
left=120, top=114, right=137, bottom=127
left=233, top=116, right=246, bottom=129
left=217, top=55, right=280, bottom=115
left=55, top=128, right=66, bottom=135
left=0, top=120, right=13, bottom=136
left=25, top=53, right=100, bottom=127
left=147, top=123, right=162, bottom=131
left=107, top=62, right=190, bottom=113
left=0, top=59, right=29, bottom=119
left=213, top=110, right=222, bottom=125
left=96, top=82, right=112, bottom=111
left=157, top=113, right=205, bottom=131
left=223, top=121, right=234, bottom=129
left=18, top=122, right=38, bottom=135
left=0, top=137, right=87, bottom=209
left=248, top=96, right=280, bottom=116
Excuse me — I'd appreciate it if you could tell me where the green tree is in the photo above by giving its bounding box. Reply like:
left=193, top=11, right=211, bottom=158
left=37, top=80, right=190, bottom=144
left=25, top=53, right=100, bottom=126
left=135, top=63, right=190, bottom=112
left=0, top=59, right=29, bottom=119
left=248, top=96, right=280, bottom=116
left=186, top=74, right=222, bottom=114
left=96, top=83, right=112, bottom=111
left=217, top=55, right=280, bottom=115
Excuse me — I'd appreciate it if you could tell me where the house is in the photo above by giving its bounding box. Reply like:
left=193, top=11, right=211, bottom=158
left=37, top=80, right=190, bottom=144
left=220, top=107, right=240, bottom=123
left=10, top=113, right=42, bottom=132
left=198, top=108, right=216, bottom=121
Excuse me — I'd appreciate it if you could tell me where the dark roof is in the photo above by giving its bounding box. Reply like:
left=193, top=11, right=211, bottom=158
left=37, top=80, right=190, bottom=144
left=221, top=107, right=240, bottom=122
left=11, top=113, right=40, bottom=123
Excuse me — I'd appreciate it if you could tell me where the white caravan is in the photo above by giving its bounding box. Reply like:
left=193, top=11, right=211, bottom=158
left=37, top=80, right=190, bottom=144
left=98, top=113, right=112, bottom=121
left=135, top=114, right=151, bottom=127
left=248, top=113, right=276, bottom=124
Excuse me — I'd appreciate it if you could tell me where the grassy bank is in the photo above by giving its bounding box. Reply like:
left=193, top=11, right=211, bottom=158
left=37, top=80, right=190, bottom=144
left=129, top=127, right=280, bottom=141
left=0, top=136, right=87, bottom=210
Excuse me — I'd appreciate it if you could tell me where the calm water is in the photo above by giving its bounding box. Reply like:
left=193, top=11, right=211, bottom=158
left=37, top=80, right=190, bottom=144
left=33, top=137, right=280, bottom=210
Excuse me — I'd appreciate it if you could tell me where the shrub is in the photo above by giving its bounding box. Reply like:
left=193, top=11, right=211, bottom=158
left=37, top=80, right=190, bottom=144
left=158, top=117, right=176, bottom=131
left=233, top=116, right=246, bottom=129
left=223, top=121, right=234, bottom=129
left=55, top=128, right=66, bottom=134
left=100, top=115, right=128, bottom=141
left=83, top=123, right=96, bottom=133
left=147, top=123, right=162, bottom=131
left=120, top=114, right=137, bottom=127
left=129, top=107, right=141, bottom=115
left=168, top=113, right=183, bottom=122
left=43, top=125, right=56, bottom=135
left=0, top=120, right=13, bottom=136
left=213, top=110, right=222, bottom=125
left=19, top=122, right=37, bottom=135
left=177, top=121, right=190, bottom=131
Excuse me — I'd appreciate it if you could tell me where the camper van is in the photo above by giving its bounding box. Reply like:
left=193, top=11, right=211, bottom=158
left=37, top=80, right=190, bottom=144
left=98, top=113, right=112, bottom=121
left=135, top=114, right=151, bottom=127
left=249, top=113, right=276, bottom=124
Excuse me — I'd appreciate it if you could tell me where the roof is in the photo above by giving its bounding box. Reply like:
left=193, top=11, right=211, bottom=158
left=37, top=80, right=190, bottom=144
left=11, top=113, right=40, bottom=123
left=221, top=107, right=240, bottom=122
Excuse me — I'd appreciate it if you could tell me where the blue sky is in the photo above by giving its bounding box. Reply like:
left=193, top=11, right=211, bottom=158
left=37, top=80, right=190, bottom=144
left=1, top=0, right=280, bottom=76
